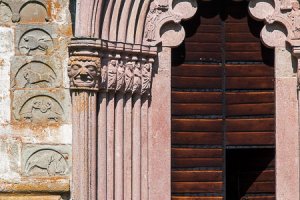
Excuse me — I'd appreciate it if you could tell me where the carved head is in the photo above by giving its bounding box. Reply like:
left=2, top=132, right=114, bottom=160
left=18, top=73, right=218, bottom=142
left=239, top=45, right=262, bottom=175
left=292, top=0, right=300, bottom=10
left=143, top=63, right=151, bottom=71
left=135, top=62, right=141, bottom=70
left=126, top=62, right=134, bottom=71
left=109, top=59, right=117, bottom=68
left=68, top=57, right=100, bottom=89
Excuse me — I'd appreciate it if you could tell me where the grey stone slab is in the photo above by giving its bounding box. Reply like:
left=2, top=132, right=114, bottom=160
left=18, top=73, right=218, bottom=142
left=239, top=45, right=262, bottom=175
left=0, top=0, right=49, bottom=23
left=21, top=144, right=71, bottom=177
left=12, top=89, right=71, bottom=124
left=11, top=56, right=63, bottom=90
left=15, top=25, right=58, bottom=56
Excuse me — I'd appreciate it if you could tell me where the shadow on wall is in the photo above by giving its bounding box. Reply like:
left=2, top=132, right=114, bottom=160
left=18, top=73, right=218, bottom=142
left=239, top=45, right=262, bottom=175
left=69, top=0, right=76, bottom=35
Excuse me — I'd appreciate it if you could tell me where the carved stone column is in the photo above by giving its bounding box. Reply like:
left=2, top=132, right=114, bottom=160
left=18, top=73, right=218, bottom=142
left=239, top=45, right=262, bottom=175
left=69, top=1, right=197, bottom=199
left=68, top=46, right=100, bottom=200
left=96, top=53, right=154, bottom=200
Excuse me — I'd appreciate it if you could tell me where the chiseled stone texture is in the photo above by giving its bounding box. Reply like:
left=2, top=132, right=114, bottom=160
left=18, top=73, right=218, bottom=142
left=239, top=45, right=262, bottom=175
left=21, top=144, right=71, bottom=177
left=0, top=0, right=72, bottom=196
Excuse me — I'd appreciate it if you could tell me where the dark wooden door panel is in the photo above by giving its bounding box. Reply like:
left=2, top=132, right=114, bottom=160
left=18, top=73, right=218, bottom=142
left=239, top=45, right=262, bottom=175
left=171, top=0, right=275, bottom=199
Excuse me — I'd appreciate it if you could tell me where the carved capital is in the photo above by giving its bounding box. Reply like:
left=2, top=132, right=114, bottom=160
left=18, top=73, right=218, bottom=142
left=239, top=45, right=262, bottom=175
left=99, top=54, right=154, bottom=95
left=68, top=56, right=101, bottom=91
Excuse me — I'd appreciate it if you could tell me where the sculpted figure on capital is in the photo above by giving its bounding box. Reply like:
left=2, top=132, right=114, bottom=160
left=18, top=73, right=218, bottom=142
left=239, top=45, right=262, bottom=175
left=67, top=56, right=101, bottom=90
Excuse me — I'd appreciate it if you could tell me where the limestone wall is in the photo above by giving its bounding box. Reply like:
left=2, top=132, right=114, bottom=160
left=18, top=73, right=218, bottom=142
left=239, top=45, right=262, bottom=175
left=0, top=0, right=73, bottom=198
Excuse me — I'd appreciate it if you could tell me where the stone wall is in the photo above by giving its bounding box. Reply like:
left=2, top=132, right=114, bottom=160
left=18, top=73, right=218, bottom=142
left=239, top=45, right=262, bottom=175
left=0, top=0, right=72, bottom=198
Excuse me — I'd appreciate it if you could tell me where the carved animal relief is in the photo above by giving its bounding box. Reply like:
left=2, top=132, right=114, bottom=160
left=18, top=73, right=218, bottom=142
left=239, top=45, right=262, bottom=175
left=19, top=29, right=53, bottom=55
left=25, top=149, right=68, bottom=176
left=12, top=61, right=56, bottom=89
left=18, top=96, right=63, bottom=123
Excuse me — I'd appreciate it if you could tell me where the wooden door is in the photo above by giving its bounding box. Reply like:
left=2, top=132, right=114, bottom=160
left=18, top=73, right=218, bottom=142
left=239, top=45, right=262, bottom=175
left=171, top=0, right=275, bottom=199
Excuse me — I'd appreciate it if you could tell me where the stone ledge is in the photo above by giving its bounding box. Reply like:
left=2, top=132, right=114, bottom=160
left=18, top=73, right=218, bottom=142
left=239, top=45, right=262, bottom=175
left=0, top=177, right=69, bottom=193
left=0, top=195, right=62, bottom=200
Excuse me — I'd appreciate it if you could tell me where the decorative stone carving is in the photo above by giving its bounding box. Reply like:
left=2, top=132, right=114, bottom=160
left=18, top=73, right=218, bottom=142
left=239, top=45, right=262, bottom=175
left=116, top=60, right=125, bottom=92
left=133, top=61, right=142, bottom=94
left=0, top=0, right=50, bottom=23
left=19, top=96, right=63, bottom=123
left=19, top=30, right=53, bottom=55
left=98, top=54, right=154, bottom=94
left=124, top=61, right=134, bottom=93
left=11, top=57, right=62, bottom=89
left=12, top=90, right=70, bottom=124
left=22, top=145, right=71, bottom=177
left=25, top=149, right=68, bottom=176
left=249, top=0, right=300, bottom=84
left=281, top=0, right=293, bottom=10
left=107, top=59, right=118, bottom=90
left=20, top=2, right=49, bottom=23
left=67, top=56, right=101, bottom=90
left=143, top=0, right=197, bottom=46
left=0, top=2, right=12, bottom=23
left=144, top=0, right=170, bottom=42
left=142, top=61, right=153, bottom=95
left=16, top=26, right=56, bottom=56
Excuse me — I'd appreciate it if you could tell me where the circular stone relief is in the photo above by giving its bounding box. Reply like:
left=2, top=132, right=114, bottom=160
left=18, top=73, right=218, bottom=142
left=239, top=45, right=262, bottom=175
left=19, top=29, right=53, bottom=55
left=13, top=61, right=57, bottom=89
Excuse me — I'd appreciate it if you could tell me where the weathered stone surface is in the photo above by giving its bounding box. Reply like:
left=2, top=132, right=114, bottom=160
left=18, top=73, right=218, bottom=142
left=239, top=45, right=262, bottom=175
left=0, top=136, right=22, bottom=182
left=0, top=195, right=62, bottom=200
left=15, top=25, right=56, bottom=56
left=22, top=144, right=71, bottom=177
left=19, top=2, right=49, bottom=23
left=0, top=0, right=72, bottom=196
left=0, top=2, right=12, bottom=24
left=0, top=27, right=13, bottom=125
left=0, top=176, right=69, bottom=193
left=12, top=89, right=71, bottom=124
left=0, top=0, right=50, bottom=23
left=11, top=56, right=63, bottom=89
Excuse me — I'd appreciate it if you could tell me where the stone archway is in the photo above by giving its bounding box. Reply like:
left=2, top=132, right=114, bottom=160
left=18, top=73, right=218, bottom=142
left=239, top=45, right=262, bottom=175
left=70, top=0, right=300, bottom=199
left=68, top=0, right=198, bottom=199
